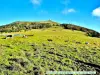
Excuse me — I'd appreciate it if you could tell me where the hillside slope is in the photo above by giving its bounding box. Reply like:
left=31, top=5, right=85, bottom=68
left=0, top=20, right=59, bottom=32
left=0, top=27, right=100, bottom=75
left=0, top=20, right=100, bottom=38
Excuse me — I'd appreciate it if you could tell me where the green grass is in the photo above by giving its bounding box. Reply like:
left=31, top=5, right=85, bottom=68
left=0, top=27, right=100, bottom=75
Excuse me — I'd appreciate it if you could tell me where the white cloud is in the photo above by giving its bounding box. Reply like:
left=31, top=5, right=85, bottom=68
left=31, top=0, right=41, bottom=5
left=68, top=9, right=76, bottom=12
left=92, top=7, right=100, bottom=17
left=62, top=8, right=76, bottom=15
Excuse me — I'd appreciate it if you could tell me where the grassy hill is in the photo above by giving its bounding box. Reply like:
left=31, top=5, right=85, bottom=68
left=0, top=20, right=60, bottom=33
left=0, top=26, right=100, bottom=75
left=0, top=20, right=100, bottom=38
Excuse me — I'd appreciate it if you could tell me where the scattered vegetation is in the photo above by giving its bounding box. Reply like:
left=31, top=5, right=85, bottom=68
left=61, top=23, right=100, bottom=38
left=0, top=21, right=100, bottom=75
left=0, top=20, right=59, bottom=33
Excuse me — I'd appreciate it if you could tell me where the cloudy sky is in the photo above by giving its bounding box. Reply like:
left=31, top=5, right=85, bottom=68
left=0, top=0, right=100, bottom=32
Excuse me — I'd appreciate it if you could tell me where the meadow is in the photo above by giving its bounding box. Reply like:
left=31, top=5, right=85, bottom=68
left=0, top=26, right=100, bottom=75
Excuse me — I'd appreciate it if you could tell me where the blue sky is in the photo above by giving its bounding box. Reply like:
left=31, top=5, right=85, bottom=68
left=0, top=0, right=100, bottom=32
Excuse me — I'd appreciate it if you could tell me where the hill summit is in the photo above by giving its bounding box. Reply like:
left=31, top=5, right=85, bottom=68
left=0, top=20, right=59, bottom=32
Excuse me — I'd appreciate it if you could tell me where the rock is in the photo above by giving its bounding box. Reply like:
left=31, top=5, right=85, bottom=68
left=30, top=43, right=35, bottom=46
left=56, top=53, right=63, bottom=57
left=74, top=48, right=77, bottom=49
left=41, top=56, right=46, bottom=58
left=23, top=35, right=27, bottom=38
left=50, top=47, right=55, bottom=50
left=47, top=39, right=53, bottom=42
left=48, top=51, right=54, bottom=54
left=93, top=52, right=96, bottom=54
left=65, top=40, right=69, bottom=42
left=33, top=66, right=40, bottom=71
left=34, top=71, right=39, bottom=75
left=44, top=47, right=46, bottom=49
left=94, top=43, right=96, bottom=45
left=26, top=34, right=34, bottom=36
left=76, top=42, right=81, bottom=44
left=25, top=52, right=31, bottom=57
left=5, top=65, right=14, bottom=70
left=42, top=43, right=46, bottom=46
left=85, top=42, right=89, bottom=44
left=8, top=58, right=18, bottom=62
left=27, top=70, right=32, bottom=73
left=20, top=61, right=28, bottom=67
